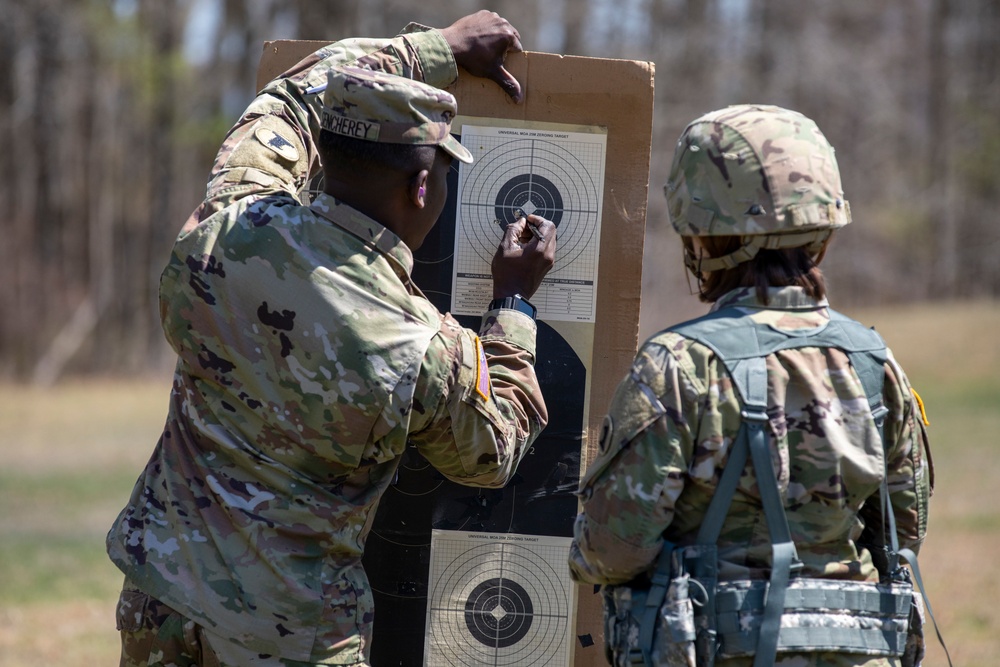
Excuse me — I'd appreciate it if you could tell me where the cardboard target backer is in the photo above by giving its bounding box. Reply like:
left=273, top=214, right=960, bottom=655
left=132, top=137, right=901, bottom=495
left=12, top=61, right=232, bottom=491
left=257, top=43, right=653, bottom=666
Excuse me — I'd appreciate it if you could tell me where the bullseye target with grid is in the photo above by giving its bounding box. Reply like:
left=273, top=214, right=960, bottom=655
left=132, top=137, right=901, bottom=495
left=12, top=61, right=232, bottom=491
left=424, top=530, right=574, bottom=667
left=458, top=136, right=601, bottom=274
left=451, top=124, right=607, bottom=322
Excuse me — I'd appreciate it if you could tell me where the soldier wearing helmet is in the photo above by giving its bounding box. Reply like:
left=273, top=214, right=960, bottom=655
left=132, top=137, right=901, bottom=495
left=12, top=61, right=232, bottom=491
left=570, top=105, right=934, bottom=666
left=667, top=105, right=850, bottom=306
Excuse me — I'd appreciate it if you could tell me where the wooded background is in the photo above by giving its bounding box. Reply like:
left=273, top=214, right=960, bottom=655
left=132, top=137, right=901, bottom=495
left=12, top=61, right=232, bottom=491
left=2, top=0, right=997, bottom=383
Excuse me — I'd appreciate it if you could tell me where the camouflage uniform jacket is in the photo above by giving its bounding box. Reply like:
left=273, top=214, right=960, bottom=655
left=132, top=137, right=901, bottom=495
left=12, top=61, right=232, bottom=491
left=106, top=25, right=547, bottom=664
left=569, top=286, right=933, bottom=667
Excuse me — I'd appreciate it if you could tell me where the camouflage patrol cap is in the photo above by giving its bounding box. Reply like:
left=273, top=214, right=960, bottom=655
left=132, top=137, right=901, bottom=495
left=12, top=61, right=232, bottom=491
left=665, top=104, right=851, bottom=271
left=320, top=65, right=473, bottom=164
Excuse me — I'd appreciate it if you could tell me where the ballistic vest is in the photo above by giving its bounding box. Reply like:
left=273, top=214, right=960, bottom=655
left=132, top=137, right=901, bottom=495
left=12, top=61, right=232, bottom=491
left=614, top=307, right=950, bottom=667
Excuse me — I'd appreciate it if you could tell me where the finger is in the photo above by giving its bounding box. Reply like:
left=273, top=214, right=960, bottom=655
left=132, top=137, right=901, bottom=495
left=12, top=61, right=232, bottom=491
left=517, top=221, right=539, bottom=245
left=508, top=28, right=523, bottom=53
left=527, top=215, right=556, bottom=241
left=517, top=217, right=543, bottom=245
left=528, top=214, right=554, bottom=231
left=502, top=218, right=527, bottom=249
left=492, top=65, right=523, bottom=103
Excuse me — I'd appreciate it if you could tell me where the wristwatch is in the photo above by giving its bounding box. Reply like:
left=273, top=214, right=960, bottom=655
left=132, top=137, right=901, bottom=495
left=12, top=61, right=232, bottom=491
left=487, top=294, right=537, bottom=320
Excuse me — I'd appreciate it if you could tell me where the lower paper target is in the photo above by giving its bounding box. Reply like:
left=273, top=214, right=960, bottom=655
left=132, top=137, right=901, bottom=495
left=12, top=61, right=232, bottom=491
left=425, top=530, right=575, bottom=667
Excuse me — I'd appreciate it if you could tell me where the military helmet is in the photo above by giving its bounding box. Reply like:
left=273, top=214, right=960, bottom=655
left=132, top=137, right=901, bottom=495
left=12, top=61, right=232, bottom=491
left=665, top=104, right=851, bottom=272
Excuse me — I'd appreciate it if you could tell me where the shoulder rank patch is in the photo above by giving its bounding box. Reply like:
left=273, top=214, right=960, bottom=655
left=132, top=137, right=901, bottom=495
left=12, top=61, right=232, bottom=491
left=474, top=336, right=491, bottom=401
left=911, top=388, right=930, bottom=426
left=254, top=125, right=299, bottom=163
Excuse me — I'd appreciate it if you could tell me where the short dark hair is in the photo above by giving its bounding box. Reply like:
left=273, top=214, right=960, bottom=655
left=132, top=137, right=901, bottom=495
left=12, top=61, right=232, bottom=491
left=687, top=235, right=829, bottom=305
left=317, top=129, right=436, bottom=175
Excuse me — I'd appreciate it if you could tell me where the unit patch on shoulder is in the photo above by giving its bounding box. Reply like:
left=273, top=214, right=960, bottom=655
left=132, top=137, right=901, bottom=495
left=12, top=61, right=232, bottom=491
left=474, top=336, right=491, bottom=401
left=254, top=125, right=299, bottom=163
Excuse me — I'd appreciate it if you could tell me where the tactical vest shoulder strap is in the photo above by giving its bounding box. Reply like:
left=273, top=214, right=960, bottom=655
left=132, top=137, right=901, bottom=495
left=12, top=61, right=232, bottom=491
left=669, top=307, right=889, bottom=433
left=668, top=307, right=891, bottom=534
left=668, top=306, right=892, bottom=667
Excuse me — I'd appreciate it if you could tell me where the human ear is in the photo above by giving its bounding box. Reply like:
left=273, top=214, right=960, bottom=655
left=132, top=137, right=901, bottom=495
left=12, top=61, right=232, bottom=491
left=410, top=170, right=429, bottom=209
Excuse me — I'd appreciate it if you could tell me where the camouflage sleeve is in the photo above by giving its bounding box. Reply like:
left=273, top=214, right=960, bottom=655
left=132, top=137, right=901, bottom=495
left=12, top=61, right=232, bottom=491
left=859, top=350, right=934, bottom=555
left=408, top=310, right=547, bottom=488
left=177, top=25, right=457, bottom=235
left=568, top=337, right=701, bottom=584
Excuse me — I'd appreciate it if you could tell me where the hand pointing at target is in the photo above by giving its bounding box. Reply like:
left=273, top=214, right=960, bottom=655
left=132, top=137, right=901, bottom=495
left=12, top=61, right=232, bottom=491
left=440, top=11, right=524, bottom=103
left=491, top=214, right=557, bottom=300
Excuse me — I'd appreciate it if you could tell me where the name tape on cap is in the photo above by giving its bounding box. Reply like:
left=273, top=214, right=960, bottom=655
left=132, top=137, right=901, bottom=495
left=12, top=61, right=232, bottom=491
left=321, top=111, right=380, bottom=141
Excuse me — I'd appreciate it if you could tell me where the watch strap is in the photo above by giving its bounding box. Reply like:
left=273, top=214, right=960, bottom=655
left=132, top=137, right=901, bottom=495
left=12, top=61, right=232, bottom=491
left=487, top=294, right=537, bottom=320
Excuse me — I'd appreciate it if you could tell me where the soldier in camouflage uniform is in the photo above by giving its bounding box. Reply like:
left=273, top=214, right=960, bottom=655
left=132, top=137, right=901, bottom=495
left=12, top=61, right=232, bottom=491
left=569, top=105, right=934, bottom=666
left=106, top=11, right=557, bottom=667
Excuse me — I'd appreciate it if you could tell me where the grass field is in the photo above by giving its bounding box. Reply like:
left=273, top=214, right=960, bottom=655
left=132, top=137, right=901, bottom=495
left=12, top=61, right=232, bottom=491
left=1, top=301, right=997, bottom=666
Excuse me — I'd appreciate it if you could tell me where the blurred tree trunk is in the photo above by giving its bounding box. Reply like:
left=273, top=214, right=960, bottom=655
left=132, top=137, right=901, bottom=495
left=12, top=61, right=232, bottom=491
left=27, top=4, right=62, bottom=376
left=927, top=0, right=953, bottom=296
left=561, top=0, right=588, bottom=57
left=964, top=0, right=1000, bottom=294
left=141, top=0, right=186, bottom=365
left=296, top=0, right=358, bottom=41
left=0, top=0, right=20, bottom=376
left=752, top=0, right=775, bottom=87
left=86, top=51, right=119, bottom=374
left=30, top=0, right=99, bottom=385
left=751, top=0, right=810, bottom=102
left=680, top=0, right=710, bottom=89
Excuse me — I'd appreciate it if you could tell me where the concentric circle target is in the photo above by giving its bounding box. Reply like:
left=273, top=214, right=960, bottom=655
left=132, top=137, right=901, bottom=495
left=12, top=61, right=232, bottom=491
left=464, top=578, right=533, bottom=647
left=426, top=539, right=571, bottom=666
left=493, top=174, right=564, bottom=229
left=459, top=137, right=601, bottom=272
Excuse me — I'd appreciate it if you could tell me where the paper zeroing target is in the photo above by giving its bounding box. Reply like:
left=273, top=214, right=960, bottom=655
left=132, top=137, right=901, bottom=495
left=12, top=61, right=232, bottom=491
left=459, top=137, right=599, bottom=273
left=424, top=530, right=575, bottom=667
left=452, top=124, right=607, bottom=322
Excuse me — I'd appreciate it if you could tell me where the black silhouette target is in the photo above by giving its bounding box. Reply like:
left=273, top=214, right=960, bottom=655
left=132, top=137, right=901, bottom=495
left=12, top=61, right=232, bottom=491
left=459, top=137, right=601, bottom=274
left=426, top=539, right=571, bottom=666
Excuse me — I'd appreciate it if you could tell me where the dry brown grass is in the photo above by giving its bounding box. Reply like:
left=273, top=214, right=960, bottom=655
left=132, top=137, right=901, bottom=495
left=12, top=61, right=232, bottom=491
left=1, top=301, right=998, bottom=666
left=0, top=374, right=171, bottom=666
left=0, top=600, right=118, bottom=664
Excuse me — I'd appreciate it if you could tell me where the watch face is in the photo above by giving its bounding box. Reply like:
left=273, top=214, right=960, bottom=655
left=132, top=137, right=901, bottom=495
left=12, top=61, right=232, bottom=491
left=520, top=298, right=537, bottom=318
left=510, top=296, right=535, bottom=319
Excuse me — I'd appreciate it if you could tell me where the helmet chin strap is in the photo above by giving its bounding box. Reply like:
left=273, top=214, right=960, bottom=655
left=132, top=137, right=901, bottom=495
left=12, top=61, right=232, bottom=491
left=682, top=243, right=704, bottom=296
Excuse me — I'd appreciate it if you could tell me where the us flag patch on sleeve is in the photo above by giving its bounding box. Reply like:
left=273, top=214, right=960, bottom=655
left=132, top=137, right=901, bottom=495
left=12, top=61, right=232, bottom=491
left=474, top=336, right=491, bottom=401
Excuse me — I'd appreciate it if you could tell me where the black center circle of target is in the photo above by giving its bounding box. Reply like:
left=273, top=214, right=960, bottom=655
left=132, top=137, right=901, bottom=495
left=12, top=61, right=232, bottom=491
left=464, top=578, right=534, bottom=648
left=494, top=174, right=563, bottom=228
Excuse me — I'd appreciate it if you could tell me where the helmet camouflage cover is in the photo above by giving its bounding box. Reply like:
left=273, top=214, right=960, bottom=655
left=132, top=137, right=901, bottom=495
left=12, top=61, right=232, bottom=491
left=665, top=104, right=851, bottom=271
